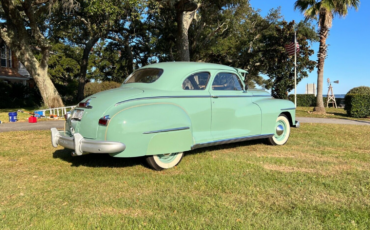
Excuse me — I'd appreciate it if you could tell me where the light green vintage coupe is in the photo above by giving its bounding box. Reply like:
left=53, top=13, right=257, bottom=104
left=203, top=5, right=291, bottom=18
left=51, top=62, right=299, bottom=170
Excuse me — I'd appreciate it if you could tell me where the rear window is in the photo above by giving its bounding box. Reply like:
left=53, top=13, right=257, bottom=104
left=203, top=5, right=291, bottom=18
left=124, top=68, right=163, bottom=84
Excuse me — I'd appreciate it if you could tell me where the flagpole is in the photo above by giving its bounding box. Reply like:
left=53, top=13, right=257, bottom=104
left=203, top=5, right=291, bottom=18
left=294, top=25, right=297, bottom=108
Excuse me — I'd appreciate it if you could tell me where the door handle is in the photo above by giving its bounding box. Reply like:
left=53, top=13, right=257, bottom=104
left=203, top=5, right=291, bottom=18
left=211, top=95, right=218, bottom=98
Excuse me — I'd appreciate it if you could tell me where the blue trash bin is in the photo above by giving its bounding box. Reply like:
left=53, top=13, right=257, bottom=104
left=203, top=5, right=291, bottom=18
left=34, top=111, right=43, bottom=118
left=8, top=112, right=17, bottom=122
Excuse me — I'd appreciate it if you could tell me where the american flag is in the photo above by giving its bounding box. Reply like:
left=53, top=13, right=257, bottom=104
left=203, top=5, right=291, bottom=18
left=284, top=41, right=300, bottom=56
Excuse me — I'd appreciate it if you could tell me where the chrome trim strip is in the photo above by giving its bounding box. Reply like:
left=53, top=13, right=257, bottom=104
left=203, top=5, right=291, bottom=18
left=115, top=95, right=272, bottom=106
left=281, top=107, right=296, bottom=110
left=143, top=126, right=190, bottom=134
left=115, top=96, right=210, bottom=106
left=191, top=133, right=274, bottom=150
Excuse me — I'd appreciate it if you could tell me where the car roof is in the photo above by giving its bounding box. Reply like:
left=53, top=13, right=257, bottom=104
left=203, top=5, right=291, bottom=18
left=126, top=62, right=244, bottom=91
left=142, top=62, right=238, bottom=72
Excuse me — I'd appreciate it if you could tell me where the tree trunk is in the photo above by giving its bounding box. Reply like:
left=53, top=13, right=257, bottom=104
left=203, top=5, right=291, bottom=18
left=124, top=39, right=134, bottom=74
left=0, top=0, right=64, bottom=108
left=77, top=37, right=99, bottom=101
left=3, top=37, right=64, bottom=108
left=314, top=25, right=329, bottom=113
left=176, top=5, right=198, bottom=61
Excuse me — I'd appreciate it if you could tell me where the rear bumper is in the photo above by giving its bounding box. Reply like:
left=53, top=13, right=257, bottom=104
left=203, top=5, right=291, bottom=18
left=50, top=128, right=126, bottom=156
left=294, top=120, right=300, bottom=128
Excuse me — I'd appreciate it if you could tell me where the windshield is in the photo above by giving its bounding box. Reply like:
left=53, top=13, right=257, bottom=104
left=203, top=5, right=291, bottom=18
left=124, top=68, right=163, bottom=84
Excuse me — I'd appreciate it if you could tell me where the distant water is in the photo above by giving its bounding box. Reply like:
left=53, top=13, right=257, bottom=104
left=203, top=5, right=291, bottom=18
left=323, top=94, right=345, bottom=99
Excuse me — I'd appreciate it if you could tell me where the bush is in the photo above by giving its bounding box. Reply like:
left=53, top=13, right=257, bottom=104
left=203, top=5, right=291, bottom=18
left=346, top=86, right=370, bottom=95
left=55, top=80, right=79, bottom=105
left=288, top=94, right=317, bottom=106
left=344, top=86, right=370, bottom=118
left=0, top=80, right=42, bottom=109
left=288, top=94, right=343, bottom=107
left=84, top=81, right=122, bottom=97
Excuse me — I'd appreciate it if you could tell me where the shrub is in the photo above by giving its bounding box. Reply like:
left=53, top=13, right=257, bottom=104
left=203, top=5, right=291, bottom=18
left=288, top=94, right=343, bottom=107
left=55, top=80, right=79, bottom=105
left=0, top=80, right=42, bottom=109
left=288, top=94, right=317, bottom=107
left=344, top=86, right=370, bottom=118
left=84, top=81, right=122, bottom=97
left=346, top=86, right=370, bottom=95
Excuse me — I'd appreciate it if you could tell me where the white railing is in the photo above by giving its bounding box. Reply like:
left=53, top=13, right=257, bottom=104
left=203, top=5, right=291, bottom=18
left=36, top=106, right=76, bottom=117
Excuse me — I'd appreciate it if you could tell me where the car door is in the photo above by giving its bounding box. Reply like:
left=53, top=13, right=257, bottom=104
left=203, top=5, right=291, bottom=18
left=177, top=71, right=213, bottom=144
left=210, top=72, right=261, bottom=140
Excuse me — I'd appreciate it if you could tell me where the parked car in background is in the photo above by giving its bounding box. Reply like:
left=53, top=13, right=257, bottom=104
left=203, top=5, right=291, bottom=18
left=51, top=62, right=299, bottom=170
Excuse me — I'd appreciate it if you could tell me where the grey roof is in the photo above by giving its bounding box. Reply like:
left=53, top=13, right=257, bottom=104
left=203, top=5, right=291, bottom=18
left=18, top=62, right=31, bottom=78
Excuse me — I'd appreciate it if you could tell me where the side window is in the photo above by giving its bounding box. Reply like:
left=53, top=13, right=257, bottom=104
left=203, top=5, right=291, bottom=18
left=212, top=73, right=243, bottom=91
left=182, top=72, right=210, bottom=90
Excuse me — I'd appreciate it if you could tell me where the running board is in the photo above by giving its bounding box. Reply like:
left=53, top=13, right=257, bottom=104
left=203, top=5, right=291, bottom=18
left=191, top=134, right=273, bottom=150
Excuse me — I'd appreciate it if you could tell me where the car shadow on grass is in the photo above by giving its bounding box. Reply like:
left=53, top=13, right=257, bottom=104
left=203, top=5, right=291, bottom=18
left=184, top=138, right=268, bottom=157
left=52, top=139, right=268, bottom=169
left=53, top=149, right=146, bottom=168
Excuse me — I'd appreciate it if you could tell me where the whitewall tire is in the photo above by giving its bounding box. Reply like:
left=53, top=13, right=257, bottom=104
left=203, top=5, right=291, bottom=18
left=146, top=152, right=184, bottom=171
left=268, top=115, right=291, bottom=145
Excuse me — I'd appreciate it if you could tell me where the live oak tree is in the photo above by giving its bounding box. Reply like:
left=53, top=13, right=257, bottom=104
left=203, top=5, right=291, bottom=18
left=294, top=0, right=360, bottom=113
left=0, top=0, right=65, bottom=108
left=89, top=41, right=134, bottom=82
left=50, top=0, right=142, bottom=101
left=187, top=1, right=268, bottom=88
left=154, top=0, right=250, bottom=61
left=47, top=43, right=80, bottom=85
left=261, top=21, right=317, bottom=99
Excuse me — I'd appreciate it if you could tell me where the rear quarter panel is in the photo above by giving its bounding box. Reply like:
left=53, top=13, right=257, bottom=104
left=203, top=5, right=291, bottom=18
left=103, top=103, right=193, bottom=158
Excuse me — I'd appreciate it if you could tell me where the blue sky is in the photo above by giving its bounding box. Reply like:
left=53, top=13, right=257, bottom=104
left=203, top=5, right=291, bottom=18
left=250, top=0, right=370, bottom=94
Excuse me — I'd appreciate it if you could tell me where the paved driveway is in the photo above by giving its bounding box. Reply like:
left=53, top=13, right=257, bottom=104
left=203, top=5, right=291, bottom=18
left=0, top=120, right=64, bottom=133
left=0, top=117, right=369, bottom=133
left=296, top=117, right=370, bottom=126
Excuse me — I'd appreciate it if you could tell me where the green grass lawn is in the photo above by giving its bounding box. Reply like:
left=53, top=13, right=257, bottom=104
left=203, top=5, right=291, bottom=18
left=0, top=108, right=35, bottom=123
left=1, top=124, right=370, bottom=229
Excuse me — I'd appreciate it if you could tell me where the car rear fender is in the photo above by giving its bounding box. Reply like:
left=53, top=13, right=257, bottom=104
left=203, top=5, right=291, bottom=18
left=105, top=103, right=193, bottom=158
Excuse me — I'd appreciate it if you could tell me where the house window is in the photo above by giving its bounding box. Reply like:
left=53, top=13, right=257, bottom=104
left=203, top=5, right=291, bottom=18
left=0, top=45, right=12, bottom=67
left=1, top=45, right=7, bottom=67
left=8, top=49, right=11, bottom=68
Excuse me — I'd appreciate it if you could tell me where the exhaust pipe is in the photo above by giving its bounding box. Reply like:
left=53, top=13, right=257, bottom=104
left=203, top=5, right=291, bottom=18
left=71, top=152, right=78, bottom=157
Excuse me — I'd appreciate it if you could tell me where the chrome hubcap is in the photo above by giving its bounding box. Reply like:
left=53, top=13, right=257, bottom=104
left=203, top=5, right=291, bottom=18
left=276, top=124, right=284, bottom=136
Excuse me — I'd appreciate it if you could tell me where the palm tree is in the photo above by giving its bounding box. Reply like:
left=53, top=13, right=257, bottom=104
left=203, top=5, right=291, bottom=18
left=294, top=0, right=360, bottom=113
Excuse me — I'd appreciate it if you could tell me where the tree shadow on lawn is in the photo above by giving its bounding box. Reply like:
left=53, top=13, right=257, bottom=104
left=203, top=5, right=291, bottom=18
left=52, top=139, right=267, bottom=169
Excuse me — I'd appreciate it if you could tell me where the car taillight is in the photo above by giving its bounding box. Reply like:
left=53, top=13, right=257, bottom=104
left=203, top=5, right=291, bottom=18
left=99, top=115, right=110, bottom=126
left=78, top=99, right=92, bottom=108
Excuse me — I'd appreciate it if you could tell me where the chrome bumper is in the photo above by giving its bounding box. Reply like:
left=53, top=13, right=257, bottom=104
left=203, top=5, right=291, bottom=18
left=294, top=120, right=300, bottom=128
left=50, top=128, right=126, bottom=156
